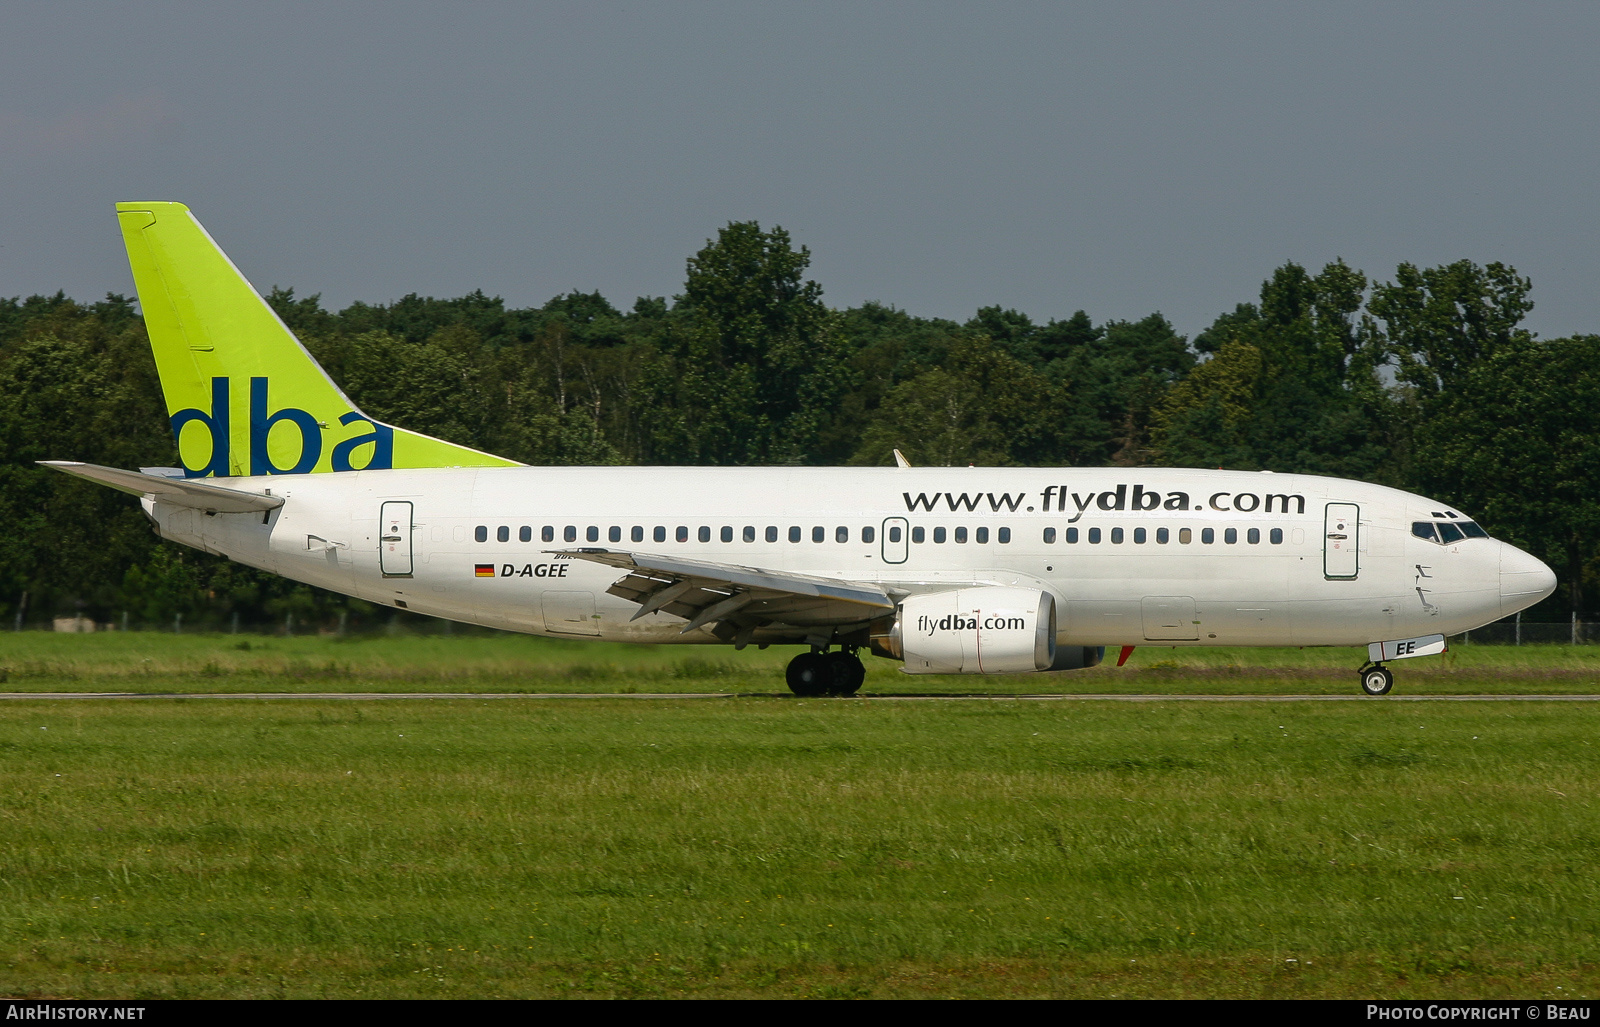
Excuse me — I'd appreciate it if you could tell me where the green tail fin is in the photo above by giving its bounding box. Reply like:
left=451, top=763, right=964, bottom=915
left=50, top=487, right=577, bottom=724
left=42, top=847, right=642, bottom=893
left=116, top=201, right=521, bottom=478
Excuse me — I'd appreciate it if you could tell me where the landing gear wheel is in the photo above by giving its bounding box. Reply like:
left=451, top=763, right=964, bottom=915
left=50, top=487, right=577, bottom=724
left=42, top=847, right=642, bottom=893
left=1360, top=665, right=1394, bottom=696
left=823, top=651, right=865, bottom=696
left=786, top=652, right=829, bottom=696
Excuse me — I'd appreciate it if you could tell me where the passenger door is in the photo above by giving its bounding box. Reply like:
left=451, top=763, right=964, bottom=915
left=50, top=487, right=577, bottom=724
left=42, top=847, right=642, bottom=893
left=379, top=501, right=413, bottom=578
left=1324, top=503, right=1359, bottom=579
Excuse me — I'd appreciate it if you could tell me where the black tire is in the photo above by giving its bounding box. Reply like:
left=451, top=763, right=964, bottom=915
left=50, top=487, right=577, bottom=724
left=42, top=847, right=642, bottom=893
left=1360, top=666, right=1394, bottom=696
left=786, top=652, right=829, bottom=696
left=824, top=651, right=865, bottom=696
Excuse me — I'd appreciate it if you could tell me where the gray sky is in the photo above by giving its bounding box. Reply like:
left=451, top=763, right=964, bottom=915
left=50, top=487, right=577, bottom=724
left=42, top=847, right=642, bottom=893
left=3, top=1, right=1596, bottom=341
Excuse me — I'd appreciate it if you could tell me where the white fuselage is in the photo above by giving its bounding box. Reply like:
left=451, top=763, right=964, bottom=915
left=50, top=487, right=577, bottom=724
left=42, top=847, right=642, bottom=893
left=146, top=466, right=1555, bottom=650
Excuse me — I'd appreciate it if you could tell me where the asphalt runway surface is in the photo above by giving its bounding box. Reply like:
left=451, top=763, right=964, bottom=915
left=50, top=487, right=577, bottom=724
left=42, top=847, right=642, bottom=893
left=5, top=692, right=1600, bottom=702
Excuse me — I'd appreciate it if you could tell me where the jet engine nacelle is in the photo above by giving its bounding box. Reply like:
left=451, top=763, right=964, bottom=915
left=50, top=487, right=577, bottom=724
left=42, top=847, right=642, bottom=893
left=878, top=587, right=1057, bottom=674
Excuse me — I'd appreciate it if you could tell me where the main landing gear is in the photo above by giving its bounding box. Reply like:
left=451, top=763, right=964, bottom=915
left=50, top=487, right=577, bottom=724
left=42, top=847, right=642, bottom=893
left=786, top=648, right=866, bottom=697
left=1358, top=662, right=1394, bottom=696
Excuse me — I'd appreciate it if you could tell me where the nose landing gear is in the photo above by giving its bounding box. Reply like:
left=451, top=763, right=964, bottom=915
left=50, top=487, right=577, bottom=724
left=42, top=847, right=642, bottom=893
left=1358, top=662, right=1394, bottom=696
left=786, top=648, right=865, bottom=696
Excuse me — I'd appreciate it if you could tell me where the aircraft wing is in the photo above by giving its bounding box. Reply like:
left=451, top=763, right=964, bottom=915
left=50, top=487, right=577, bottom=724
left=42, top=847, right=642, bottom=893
left=552, top=548, right=895, bottom=640
left=38, top=461, right=285, bottom=514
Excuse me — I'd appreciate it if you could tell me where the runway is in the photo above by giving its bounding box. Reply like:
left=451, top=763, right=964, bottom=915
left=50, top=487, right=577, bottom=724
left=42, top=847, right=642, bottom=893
left=5, top=692, right=1600, bottom=702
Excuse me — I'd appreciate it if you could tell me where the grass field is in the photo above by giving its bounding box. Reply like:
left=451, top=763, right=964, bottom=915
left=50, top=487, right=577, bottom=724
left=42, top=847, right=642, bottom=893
left=5, top=629, right=1600, bottom=695
left=1, top=634, right=1598, bottom=998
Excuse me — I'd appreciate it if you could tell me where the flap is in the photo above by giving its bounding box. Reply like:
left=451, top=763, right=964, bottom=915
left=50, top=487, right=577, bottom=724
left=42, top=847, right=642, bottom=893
left=551, top=547, right=894, bottom=636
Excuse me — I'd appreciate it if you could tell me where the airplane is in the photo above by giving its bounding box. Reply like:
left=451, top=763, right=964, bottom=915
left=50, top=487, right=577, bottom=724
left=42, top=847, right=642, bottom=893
left=42, top=202, right=1558, bottom=697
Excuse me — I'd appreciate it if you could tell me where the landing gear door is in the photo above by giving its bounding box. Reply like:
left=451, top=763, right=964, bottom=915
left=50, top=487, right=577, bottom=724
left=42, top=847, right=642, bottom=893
left=881, top=517, right=909, bottom=565
left=1324, top=502, right=1359, bottom=580
left=380, top=501, right=414, bottom=578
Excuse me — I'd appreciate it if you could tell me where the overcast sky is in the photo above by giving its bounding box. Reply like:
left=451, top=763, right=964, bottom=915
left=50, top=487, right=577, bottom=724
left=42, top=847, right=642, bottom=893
left=3, top=1, right=1596, bottom=341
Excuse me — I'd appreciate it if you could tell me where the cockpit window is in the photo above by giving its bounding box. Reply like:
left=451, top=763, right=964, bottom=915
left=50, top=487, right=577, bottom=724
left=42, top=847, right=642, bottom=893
left=1415, top=519, right=1490, bottom=544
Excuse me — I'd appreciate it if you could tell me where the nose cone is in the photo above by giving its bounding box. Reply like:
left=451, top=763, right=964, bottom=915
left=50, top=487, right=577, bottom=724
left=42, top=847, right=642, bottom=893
left=1500, top=543, right=1558, bottom=616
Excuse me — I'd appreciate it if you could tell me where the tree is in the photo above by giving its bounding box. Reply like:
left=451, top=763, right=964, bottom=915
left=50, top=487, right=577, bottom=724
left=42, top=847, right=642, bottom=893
left=1415, top=335, right=1600, bottom=618
left=1058, top=312, right=1193, bottom=465
left=1368, top=260, right=1534, bottom=397
left=852, top=336, right=1068, bottom=467
left=641, top=222, right=853, bottom=464
left=965, top=306, right=1038, bottom=363
left=1153, top=260, right=1398, bottom=481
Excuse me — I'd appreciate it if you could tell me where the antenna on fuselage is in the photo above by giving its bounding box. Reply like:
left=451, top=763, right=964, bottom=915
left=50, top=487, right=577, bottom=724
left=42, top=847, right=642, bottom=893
left=893, top=449, right=912, bottom=468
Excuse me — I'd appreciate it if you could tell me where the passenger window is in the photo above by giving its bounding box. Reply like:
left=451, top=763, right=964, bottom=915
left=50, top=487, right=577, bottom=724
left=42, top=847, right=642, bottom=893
left=1270, top=528, right=1283, bottom=544
left=497, top=526, right=510, bottom=543
left=1111, top=527, right=1124, bottom=544
left=1460, top=521, right=1488, bottom=539
left=789, top=526, right=802, bottom=543
left=912, top=526, right=926, bottom=543
left=542, top=526, right=554, bottom=543
left=1225, top=528, right=1238, bottom=544
left=698, top=526, right=711, bottom=543
left=863, top=526, right=876, bottom=543
left=475, top=525, right=488, bottom=543
left=1089, top=527, right=1102, bottom=544
left=836, top=526, right=849, bottom=543
left=609, top=526, right=622, bottom=543
left=812, top=526, right=825, bottom=543
left=954, top=526, right=967, bottom=543
left=1157, top=527, right=1169, bottom=544
left=998, top=527, right=1011, bottom=543
left=1134, top=527, right=1147, bottom=544
left=721, top=526, right=734, bottom=543
left=519, top=526, right=532, bottom=543
left=1412, top=522, right=1438, bottom=542
left=1245, top=528, right=1258, bottom=544
left=1066, top=527, right=1078, bottom=544
left=654, top=526, right=666, bottom=543
left=933, top=527, right=947, bottom=543
left=1043, top=527, right=1056, bottom=544
left=976, top=527, right=989, bottom=543
left=1179, top=527, right=1192, bottom=544
left=744, top=526, right=756, bottom=543
left=563, top=526, right=577, bottom=543
left=587, top=526, right=599, bottom=543
left=631, top=526, right=644, bottom=543
left=1201, top=528, right=1215, bottom=544
left=676, top=526, right=688, bottom=542
left=1437, top=522, right=1464, bottom=544
left=889, top=526, right=902, bottom=543
left=766, top=526, right=778, bottom=543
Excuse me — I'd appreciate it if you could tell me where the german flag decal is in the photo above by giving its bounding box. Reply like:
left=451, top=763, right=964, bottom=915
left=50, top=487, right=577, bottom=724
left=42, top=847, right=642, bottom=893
left=474, top=564, right=495, bottom=577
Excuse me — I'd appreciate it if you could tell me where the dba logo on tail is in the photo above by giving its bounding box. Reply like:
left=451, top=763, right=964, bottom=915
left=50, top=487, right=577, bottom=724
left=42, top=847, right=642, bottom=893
left=171, top=376, right=395, bottom=477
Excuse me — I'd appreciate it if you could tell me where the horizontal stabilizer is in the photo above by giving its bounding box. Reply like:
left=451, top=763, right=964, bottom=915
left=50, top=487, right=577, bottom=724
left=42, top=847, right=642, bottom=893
left=38, top=461, right=285, bottom=513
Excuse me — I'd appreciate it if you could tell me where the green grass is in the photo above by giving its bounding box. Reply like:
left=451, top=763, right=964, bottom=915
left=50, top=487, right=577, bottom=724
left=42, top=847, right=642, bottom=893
left=1, top=683, right=1599, bottom=997
left=3, top=630, right=1600, bottom=695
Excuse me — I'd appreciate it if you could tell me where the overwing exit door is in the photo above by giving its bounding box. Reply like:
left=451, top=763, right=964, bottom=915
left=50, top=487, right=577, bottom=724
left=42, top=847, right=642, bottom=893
left=881, top=517, right=909, bottom=564
left=1324, top=503, right=1359, bottom=579
left=379, top=501, right=414, bottom=577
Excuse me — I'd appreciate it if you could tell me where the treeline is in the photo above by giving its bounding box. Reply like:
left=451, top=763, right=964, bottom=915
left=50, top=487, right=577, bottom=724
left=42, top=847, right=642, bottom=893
left=1, top=222, right=1595, bottom=630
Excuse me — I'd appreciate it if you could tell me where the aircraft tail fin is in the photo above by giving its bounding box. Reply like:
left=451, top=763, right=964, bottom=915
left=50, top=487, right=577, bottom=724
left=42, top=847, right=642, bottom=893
left=115, top=201, right=521, bottom=478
